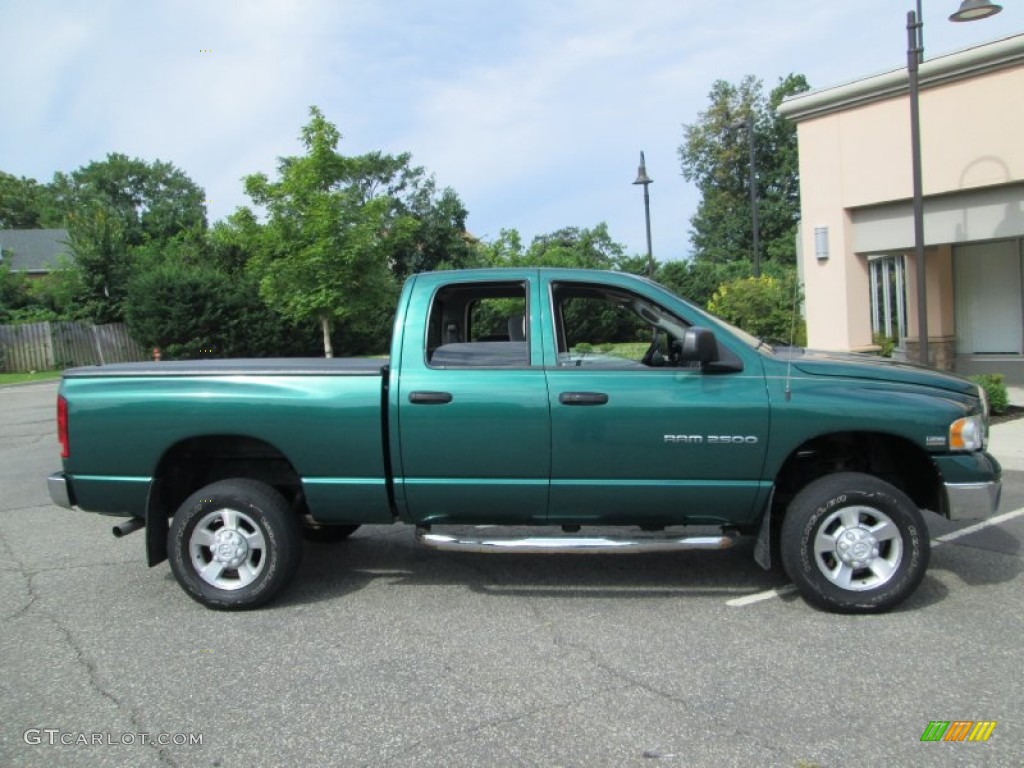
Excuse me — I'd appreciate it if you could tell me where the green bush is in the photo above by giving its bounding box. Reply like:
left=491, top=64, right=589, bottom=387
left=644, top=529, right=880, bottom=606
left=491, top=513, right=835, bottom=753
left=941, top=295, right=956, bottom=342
left=872, top=333, right=897, bottom=358
left=969, top=373, right=1010, bottom=416
left=124, top=260, right=319, bottom=359
left=706, top=272, right=807, bottom=346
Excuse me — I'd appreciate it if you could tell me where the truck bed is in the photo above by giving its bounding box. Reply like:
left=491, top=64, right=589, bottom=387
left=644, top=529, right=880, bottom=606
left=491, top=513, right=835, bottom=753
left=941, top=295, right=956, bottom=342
left=63, top=358, right=388, bottom=377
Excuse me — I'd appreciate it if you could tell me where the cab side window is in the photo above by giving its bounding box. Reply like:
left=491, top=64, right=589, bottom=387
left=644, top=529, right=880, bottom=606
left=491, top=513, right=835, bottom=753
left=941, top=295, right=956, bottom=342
left=551, top=283, right=690, bottom=368
left=427, top=282, right=529, bottom=368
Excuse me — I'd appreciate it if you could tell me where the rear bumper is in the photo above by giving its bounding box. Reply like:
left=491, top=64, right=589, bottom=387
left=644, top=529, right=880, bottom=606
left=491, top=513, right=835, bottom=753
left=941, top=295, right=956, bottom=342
left=47, top=472, right=73, bottom=509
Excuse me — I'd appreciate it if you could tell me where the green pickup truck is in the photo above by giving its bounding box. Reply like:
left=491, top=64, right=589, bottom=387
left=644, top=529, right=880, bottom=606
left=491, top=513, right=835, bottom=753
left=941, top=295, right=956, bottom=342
left=48, top=268, right=1001, bottom=613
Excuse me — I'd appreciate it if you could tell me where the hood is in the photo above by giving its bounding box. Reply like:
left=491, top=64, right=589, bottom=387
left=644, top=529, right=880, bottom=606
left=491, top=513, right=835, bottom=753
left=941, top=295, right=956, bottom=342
left=780, top=348, right=977, bottom=397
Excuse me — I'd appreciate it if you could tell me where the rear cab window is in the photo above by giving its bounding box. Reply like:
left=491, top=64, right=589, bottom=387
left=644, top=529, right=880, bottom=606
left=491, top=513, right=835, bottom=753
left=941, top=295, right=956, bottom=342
left=426, top=281, right=530, bottom=368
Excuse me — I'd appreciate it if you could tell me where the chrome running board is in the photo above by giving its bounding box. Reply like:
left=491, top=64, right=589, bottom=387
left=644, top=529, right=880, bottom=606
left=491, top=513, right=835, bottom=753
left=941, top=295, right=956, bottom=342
left=416, top=528, right=736, bottom=555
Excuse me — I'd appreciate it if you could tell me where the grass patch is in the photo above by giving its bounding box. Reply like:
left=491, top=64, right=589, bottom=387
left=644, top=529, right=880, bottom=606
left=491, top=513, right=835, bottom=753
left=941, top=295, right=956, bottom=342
left=0, top=369, right=64, bottom=386
left=575, top=342, right=650, bottom=361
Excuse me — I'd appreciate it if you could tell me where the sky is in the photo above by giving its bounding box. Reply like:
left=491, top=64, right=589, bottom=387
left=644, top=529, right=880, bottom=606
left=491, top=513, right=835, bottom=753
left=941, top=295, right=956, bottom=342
left=2, top=0, right=1022, bottom=262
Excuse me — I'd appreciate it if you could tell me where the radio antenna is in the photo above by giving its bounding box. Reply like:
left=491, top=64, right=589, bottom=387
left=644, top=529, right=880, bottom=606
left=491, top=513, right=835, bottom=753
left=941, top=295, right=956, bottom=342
left=784, top=275, right=802, bottom=402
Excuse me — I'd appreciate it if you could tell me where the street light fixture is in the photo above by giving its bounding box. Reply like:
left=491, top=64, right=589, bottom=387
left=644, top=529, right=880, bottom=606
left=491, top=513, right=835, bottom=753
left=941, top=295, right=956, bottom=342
left=949, top=0, right=1002, bottom=22
left=906, top=1, right=1001, bottom=367
left=633, top=151, right=654, bottom=277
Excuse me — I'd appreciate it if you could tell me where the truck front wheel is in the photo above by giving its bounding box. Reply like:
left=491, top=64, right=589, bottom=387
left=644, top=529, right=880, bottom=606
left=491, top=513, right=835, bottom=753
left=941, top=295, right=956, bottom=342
left=169, top=479, right=302, bottom=610
left=780, top=472, right=929, bottom=613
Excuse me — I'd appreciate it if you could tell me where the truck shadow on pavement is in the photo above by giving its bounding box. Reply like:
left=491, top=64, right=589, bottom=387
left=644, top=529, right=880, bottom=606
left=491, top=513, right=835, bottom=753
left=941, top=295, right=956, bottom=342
left=275, top=521, right=1023, bottom=612
left=280, top=532, right=784, bottom=608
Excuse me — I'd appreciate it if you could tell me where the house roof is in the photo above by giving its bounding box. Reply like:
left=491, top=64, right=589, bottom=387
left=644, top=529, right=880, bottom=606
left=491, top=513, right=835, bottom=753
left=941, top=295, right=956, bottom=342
left=0, top=229, right=73, bottom=273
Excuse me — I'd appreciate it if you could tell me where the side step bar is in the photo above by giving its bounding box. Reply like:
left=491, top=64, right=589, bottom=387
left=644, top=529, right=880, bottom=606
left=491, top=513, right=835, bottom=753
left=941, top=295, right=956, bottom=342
left=416, top=528, right=736, bottom=555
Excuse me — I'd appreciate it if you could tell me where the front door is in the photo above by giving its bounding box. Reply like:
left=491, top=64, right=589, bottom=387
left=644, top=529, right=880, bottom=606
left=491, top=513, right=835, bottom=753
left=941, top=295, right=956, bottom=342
left=543, top=279, right=770, bottom=526
left=955, top=240, right=1023, bottom=354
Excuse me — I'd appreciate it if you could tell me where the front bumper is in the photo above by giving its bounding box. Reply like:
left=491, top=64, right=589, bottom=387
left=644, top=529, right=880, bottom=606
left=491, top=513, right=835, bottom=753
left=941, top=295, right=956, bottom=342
left=944, top=481, right=1001, bottom=520
left=47, top=472, right=73, bottom=509
left=935, top=451, right=1002, bottom=520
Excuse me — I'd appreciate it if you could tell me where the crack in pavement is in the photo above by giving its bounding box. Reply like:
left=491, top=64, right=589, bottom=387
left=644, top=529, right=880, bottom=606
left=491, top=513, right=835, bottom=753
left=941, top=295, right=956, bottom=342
left=33, top=607, right=180, bottom=767
left=368, top=677, right=634, bottom=768
left=0, top=527, right=178, bottom=766
left=0, top=526, right=35, bottom=618
left=3, top=417, right=53, bottom=426
left=2, top=434, right=51, bottom=444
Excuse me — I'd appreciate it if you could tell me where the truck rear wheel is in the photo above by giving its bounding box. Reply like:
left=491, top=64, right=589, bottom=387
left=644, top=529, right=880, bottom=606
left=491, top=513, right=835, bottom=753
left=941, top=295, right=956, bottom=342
left=780, top=472, right=929, bottom=613
left=169, top=479, right=302, bottom=610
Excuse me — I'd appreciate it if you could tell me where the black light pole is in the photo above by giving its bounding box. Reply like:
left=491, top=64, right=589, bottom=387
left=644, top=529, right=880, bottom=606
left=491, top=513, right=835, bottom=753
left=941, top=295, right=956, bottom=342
left=907, top=9, right=928, bottom=365
left=907, top=0, right=1001, bottom=367
left=633, top=151, right=654, bottom=277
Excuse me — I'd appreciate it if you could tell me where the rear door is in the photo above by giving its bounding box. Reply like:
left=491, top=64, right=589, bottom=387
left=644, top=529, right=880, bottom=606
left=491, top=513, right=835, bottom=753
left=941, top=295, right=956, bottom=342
left=394, top=275, right=551, bottom=525
left=542, top=277, right=770, bottom=526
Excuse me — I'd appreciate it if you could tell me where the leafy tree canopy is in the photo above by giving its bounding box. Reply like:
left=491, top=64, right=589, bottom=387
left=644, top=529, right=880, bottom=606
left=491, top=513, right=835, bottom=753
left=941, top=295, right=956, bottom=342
left=45, top=154, right=208, bottom=323
left=678, top=73, right=809, bottom=266
left=706, top=272, right=806, bottom=346
left=479, top=223, right=633, bottom=271
left=51, top=153, right=207, bottom=247
left=0, top=172, right=62, bottom=229
left=244, top=106, right=471, bottom=356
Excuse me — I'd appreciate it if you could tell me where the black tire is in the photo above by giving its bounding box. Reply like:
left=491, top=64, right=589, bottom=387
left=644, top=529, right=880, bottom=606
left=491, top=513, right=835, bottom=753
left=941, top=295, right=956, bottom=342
left=780, top=472, right=929, bottom=614
left=301, top=517, right=361, bottom=543
left=169, top=479, right=302, bottom=610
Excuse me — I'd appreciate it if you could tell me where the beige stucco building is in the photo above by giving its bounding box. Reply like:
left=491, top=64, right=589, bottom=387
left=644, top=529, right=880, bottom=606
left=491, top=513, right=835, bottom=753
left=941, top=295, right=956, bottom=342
left=778, top=33, right=1024, bottom=380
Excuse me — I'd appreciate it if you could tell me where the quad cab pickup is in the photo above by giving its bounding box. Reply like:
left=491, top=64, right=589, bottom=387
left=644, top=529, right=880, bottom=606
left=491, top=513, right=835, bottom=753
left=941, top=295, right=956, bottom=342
left=48, top=269, right=1001, bottom=612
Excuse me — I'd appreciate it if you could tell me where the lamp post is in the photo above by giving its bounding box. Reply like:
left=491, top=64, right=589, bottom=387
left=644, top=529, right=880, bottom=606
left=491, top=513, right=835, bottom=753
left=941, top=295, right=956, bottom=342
left=633, top=151, right=654, bottom=277
left=906, top=0, right=1001, bottom=367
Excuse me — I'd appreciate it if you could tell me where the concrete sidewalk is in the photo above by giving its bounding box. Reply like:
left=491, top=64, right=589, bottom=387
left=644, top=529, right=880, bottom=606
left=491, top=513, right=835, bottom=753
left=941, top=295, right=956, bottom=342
left=990, top=386, right=1024, bottom=472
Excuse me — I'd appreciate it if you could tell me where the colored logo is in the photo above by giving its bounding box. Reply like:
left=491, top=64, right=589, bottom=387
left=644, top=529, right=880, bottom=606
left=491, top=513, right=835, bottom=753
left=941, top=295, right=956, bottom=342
left=920, top=721, right=996, bottom=742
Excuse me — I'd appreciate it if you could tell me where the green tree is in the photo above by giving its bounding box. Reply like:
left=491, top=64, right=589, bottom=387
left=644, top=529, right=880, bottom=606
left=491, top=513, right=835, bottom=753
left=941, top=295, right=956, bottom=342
left=125, top=260, right=315, bottom=359
left=0, top=264, right=30, bottom=322
left=480, top=223, right=632, bottom=271
left=0, top=172, right=61, bottom=228
left=656, top=259, right=754, bottom=309
left=50, top=154, right=207, bottom=246
left=706, top=272, right=806, bottom=346
left=340, top=152, right=474, bottom=279
left=64, top=203, right=131, bottom=323
left=51, top=154, right=207, bottom=322
left=678, top=74, right=810, bottom=266
left=245, top=107, right=421, bottom=357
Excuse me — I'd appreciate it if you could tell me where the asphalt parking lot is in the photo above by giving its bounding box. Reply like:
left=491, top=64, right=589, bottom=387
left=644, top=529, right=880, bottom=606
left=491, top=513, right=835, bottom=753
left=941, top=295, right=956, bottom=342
left=2, top=380, right=1022, bottom=767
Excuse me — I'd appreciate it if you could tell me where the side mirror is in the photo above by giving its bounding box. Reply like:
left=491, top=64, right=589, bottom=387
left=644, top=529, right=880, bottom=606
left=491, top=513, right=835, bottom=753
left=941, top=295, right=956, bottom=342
left=679, top=326, right=719, bottom=364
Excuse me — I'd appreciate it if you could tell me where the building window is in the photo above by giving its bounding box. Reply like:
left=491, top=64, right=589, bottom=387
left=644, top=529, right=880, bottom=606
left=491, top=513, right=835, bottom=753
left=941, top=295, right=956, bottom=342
left=869, top=254, right=906, bottom=347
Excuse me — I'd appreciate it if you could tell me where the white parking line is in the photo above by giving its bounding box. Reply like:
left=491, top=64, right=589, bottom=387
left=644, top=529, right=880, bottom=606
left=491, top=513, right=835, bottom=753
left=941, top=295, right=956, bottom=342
left=932, top=506, right=1024, bottom=545
left=726, top=584, right=797, bottom=607
left=726, top=506, right=1024, bottom=607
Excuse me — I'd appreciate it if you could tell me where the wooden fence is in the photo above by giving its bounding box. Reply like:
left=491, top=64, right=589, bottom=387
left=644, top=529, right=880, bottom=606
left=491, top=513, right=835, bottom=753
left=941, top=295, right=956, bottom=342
left=0, top=321, right=147, bottom=372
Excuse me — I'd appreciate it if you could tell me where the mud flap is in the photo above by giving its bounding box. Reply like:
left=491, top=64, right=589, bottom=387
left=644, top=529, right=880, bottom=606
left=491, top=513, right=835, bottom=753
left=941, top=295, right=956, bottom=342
left=753, top=488, right=774, bottom=571
left=145, top=480, right=168, bottom=567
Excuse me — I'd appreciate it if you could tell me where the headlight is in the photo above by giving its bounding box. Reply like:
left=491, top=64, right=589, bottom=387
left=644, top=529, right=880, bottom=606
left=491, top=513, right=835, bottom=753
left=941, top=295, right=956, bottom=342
left=977, top=383, right=990, bottom=420
left=950, top=414, right=986, bottom=452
